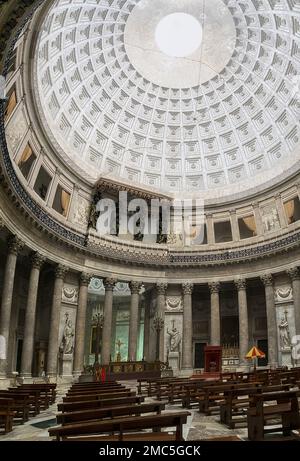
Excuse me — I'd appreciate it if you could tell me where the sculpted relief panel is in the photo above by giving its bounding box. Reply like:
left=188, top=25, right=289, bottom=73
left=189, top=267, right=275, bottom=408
left=6, top=107, right=28, bottom=154
left=260, top=203, right=281, bottom=233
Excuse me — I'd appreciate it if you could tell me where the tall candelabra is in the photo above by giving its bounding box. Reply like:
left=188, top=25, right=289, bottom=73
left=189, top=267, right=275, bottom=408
left=153, top=314, right=164, bottom=361
left=92, top=312, right=104, bottom=365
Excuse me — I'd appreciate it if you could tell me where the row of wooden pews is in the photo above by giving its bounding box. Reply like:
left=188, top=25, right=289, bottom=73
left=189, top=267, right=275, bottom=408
left=49, top=381, right=191, bottom=441
left=0, top=383, right=56, bottom=434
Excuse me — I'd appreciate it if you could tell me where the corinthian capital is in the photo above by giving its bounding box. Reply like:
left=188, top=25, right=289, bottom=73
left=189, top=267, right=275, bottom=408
left=129, top=281, right=143, bottom=294
left=156, top=282, right=168, bottom=295
left=31, top=252, right=45, bottom=270
left=182, top=282, right=193, bottom=295
left=8, top=235, right=24, bottom=255
left=80, top=272, right=92, bottom=286
left=209, top=281, right=220, bottom=294
left=104, top=278, right=116, bottom=291
left=235, top=278, right=246, bottom=291
left=287, top=267, right=300, bottom=281
left=55, top=264, right=68, bottom=280
left=261, top=274, right=273, bottom=287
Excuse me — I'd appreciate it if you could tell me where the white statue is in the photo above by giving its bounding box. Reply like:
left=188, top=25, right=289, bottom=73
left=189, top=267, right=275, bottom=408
left=60, top=313, right=74, bottom=354
left=167, top=321, right=181, bottom=352
left=279, top=311, right=291, bottom=350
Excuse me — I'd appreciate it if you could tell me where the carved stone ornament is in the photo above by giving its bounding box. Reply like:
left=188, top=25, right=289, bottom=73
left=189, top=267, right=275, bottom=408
left=156, top=282, right=168, bottom=295
left=129, top=281, right=143, bottom=294
left=261, top=274, right=273, bottom=287
left=278, top=310, right=291, bottom=351
left=209, top=281, right=220, bottom=293
left=31, top=252, right=45, bottom=270
left=55, top=264, right=68, bottom=280
left=166, top=296, right=183, bottom=311
left=104, top=278, right=117, bottom=291
left=287, top=268, right=300, bottom=281
left=182, top=282, right=194, bottom=295
left=62, top=286, right=79, bottom=304
left=275, top=287, right=293, bottom=303
left=8, top=235, right=24, bottom=255
left=80, top=272, right=92, bottom=286
left=234, top=278, right=246, bottom=291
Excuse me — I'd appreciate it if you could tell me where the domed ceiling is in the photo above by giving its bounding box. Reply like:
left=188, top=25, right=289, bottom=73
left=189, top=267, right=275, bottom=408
left=34, top=0, right=300, bottom=199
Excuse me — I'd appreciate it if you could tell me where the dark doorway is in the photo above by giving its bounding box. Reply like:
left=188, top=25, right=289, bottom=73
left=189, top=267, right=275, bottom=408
left=194, top=342, right=206, bottom=368
left=16, top=339, right=23, bottom=373
left=257, top=339, right=268, bottom=366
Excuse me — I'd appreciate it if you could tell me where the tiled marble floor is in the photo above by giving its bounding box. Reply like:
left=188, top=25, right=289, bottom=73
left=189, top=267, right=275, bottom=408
left=0, top=382, right=291, bottom=441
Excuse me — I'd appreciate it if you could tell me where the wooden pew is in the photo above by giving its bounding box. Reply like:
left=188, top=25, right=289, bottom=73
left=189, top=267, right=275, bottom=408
left=57, top=401, right=166, bottom=425
left=20, top=384, right=56, bottom=405
left=0, top=392, right=29, bottom=424
left=247, top=390, right=300, bottom=441
left=0, top=398, right=15, bottom=434
left=221, top=383, right=292, bottom=429
left=62, top=390, right=135, bottom=403
left=49, top=411, right=191, bottom=441
left=58, top=395, right=145, bottom=413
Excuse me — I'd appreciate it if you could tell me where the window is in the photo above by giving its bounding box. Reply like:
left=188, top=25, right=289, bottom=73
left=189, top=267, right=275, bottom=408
left=33, top=166, right=52, bottom=200
left=238, top=214, right=257, bottom=239
left=6, top=48, right=17, bottom=79
left=284, top=196, right=300, bottom=224
left=4, top=87, right=17, bottom=121
left=52, top=185, right=70, bottom=217
left=18, top=143, right=36, bottom=179
left=214, top=220, right=233, bottom=243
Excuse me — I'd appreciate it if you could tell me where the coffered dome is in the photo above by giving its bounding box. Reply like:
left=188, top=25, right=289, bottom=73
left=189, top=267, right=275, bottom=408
left=34, top=0, right=300, bottom=199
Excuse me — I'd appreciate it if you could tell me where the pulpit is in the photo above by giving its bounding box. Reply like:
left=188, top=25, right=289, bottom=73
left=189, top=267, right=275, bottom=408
left=204, top=346, right=222, bottom=373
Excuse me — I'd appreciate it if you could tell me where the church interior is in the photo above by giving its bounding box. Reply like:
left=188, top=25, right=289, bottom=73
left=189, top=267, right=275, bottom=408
left=1, top=0, right=300, bottom=442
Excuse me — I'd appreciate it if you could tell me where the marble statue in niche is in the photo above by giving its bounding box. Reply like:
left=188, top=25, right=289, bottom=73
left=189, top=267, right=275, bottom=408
left=167, top=320, right=181, bottom=352
left=60, top=313, right=74, bottom=354
left=279, top=310, right=291, bottom=350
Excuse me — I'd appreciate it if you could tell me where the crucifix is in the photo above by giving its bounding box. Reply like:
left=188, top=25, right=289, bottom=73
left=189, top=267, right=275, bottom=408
left=92, top=311, right=104, bottom=364
left=115, top=339, right=124, bottom=362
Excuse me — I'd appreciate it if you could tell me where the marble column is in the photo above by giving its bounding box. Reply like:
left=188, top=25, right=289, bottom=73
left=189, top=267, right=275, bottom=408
left=209, top=281, right=221, bottom=346
left=20, top=252, right=45, bottom=378
left=230, top=209, right=240, bottom=242
left=101, top=278, right=116, bottom=365
left=128, top=282, right=142, bottom=361
left=261, top=274, right=278, bottom=368
left=287, top=267, right=300, bottom=337
left=47, top=264, right=68, bottom=376
left=143, top=301, right=150, bottom=361
left=275, top=193, right=287, bottom=228
left=0, top=235, right=23, bottom=376
left=156, top=282, right=168, bottom=362
left=73, top=272, right=92, bottom=376
left=182, top=282, right=193, bottom=370
left=235, top=278, right=249, bottom=365
left=252, top=202, right=263, bottom=235
left=206, top=213, right=215, bottom=244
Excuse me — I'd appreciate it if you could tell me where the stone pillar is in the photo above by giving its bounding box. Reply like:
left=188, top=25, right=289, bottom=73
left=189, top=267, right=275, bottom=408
left=206, top=213, right=215, bottom=244
left=156, top=282, right=168, bottom=362
left=101, top=278, right=116, bottom=365
left=182, top=282, right=193, bottom=370
left=252, top=202, right=263, bottom=235
left=235, top=278, right=249, bottom=366
left=143, top=301, right=150, bottom=361
left=261, top=274, right=278, bottom=368
left=275, top=193, right=287, bottom=228
left=209, top=281, right=221, bottom=346
left=20, top=252, right=45, bottom=378
left=47, top=265, right=68, bottom=377
left=73, top=272, right=91, bottom=376
left=128, top=282, right=142, bottom=361
left=230, top=209, right=240, bottom=242
left=287, top=268, right=300, bottom=337
left=0, top=235, right=23, bottom=376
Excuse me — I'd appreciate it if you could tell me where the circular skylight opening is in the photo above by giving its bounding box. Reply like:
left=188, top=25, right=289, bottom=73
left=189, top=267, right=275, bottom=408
left=155, top=13, right=202, bottom=58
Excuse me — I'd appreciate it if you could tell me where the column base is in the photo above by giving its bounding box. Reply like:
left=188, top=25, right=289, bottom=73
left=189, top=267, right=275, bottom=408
left=179, top=368, right=194, bottom=378
left=18, top=375, right=34, bottom=384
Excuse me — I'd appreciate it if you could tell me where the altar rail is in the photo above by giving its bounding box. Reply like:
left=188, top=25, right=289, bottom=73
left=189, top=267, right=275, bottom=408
left=81, top=361, right=165, bottom=381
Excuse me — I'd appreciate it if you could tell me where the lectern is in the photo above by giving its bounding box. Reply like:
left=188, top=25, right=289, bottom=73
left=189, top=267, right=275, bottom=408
left=204, top=346, right=222, bottom=373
